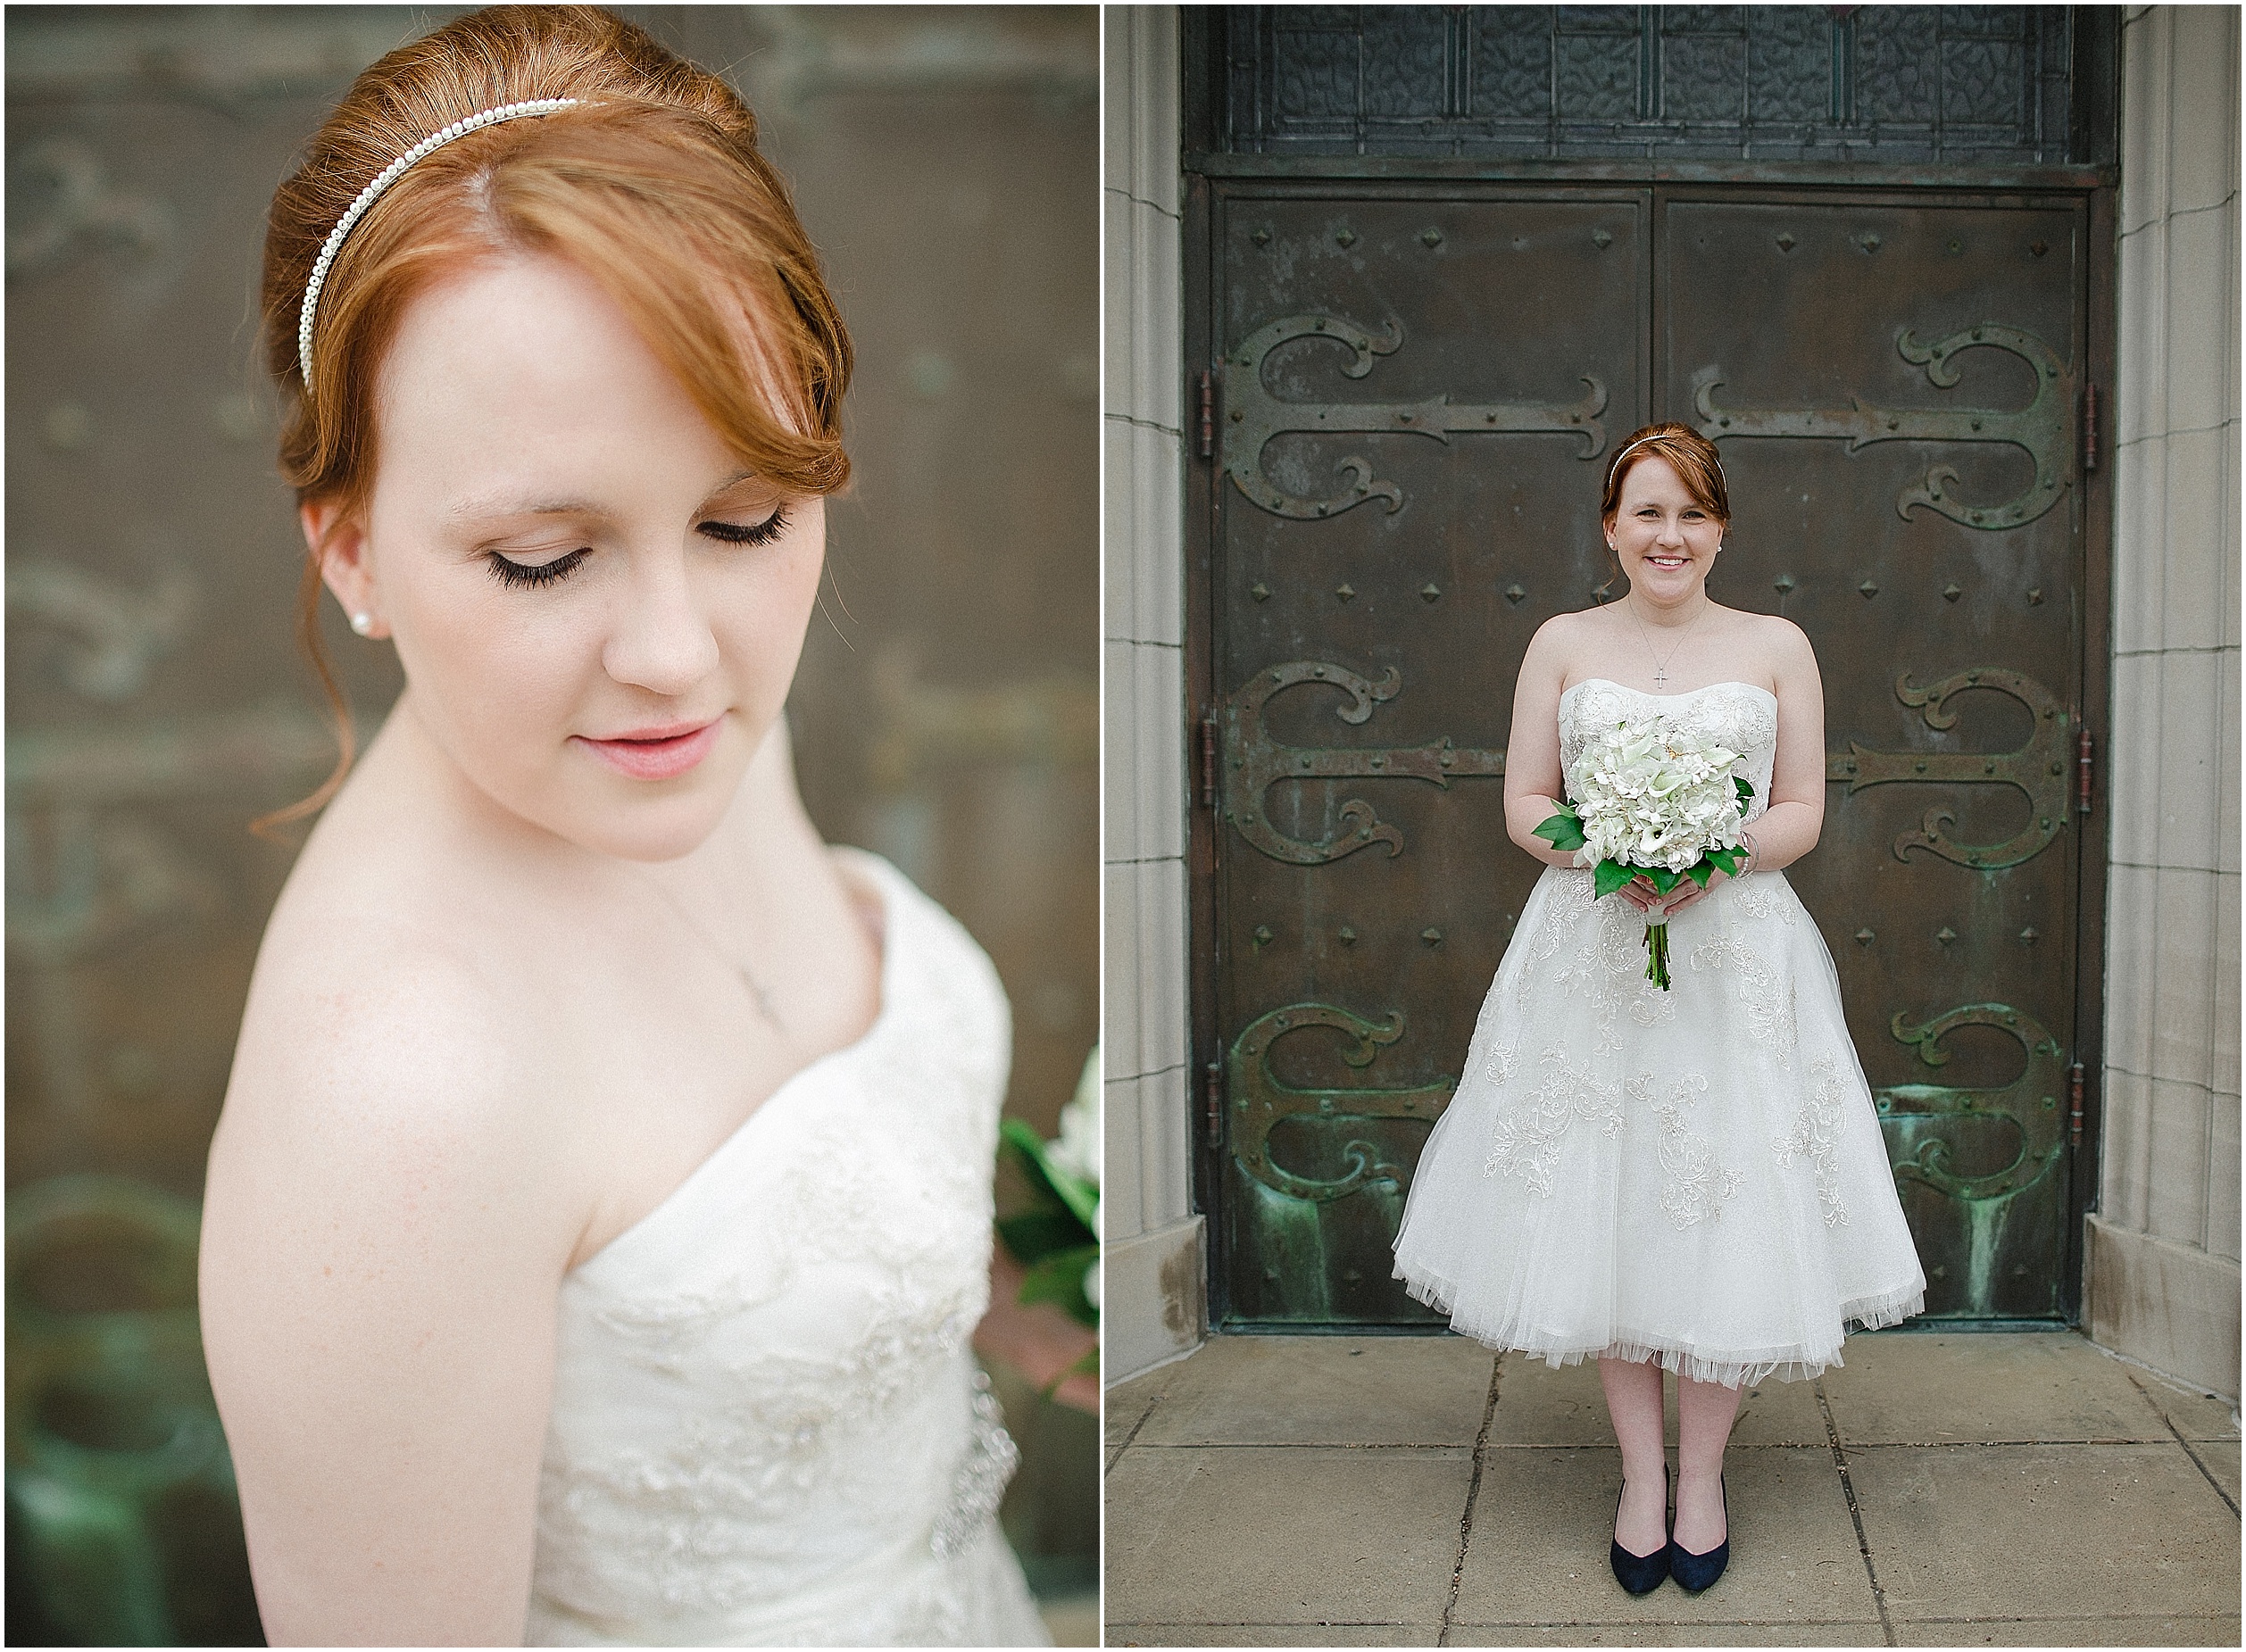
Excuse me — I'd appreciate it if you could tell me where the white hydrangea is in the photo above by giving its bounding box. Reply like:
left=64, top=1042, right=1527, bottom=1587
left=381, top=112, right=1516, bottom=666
left=1566, top=714, right=1746, bottom=875
left=1047, top=1047, right=1101, bottom=1227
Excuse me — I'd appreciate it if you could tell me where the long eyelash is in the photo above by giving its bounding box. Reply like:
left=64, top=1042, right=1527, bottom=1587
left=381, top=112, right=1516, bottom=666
left=487, top=548, right=588, bottom=589
left=699, top=505, right=789, bottom=546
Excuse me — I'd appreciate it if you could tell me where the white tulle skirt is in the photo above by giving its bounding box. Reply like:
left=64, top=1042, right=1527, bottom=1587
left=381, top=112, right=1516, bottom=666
left=1392, top=865, right=1926, bottom=1387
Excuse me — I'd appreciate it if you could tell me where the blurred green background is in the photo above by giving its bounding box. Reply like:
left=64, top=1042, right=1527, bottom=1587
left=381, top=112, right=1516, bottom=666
left=4, top=5, right=1098, bottom=1643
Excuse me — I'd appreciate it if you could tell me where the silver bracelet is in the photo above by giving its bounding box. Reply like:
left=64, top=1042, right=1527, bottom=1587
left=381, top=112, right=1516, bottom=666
left=1739, top=830, right=1759, bottom=876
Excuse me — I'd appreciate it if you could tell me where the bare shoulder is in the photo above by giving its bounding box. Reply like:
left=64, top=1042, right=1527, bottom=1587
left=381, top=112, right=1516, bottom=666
left=1530, top=607, right=1598, bottom=650
left=1524, top=607, right=1596, bottom=670
left=205, top=860, right=581, bottom=1296
left=1759, top=610, right=1818, bottom=661
left=1714, top=608, right=1818, bottom=685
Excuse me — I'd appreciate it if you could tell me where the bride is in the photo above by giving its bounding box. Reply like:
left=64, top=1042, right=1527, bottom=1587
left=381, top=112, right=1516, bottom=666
left=1392, top=421, right=1925, bottom=1598
left=198, top=9, right=1071, bottom=1644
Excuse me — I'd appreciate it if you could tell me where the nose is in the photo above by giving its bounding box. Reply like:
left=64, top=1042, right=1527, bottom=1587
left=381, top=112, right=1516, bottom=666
left=600, top=551, right=720, bottom=697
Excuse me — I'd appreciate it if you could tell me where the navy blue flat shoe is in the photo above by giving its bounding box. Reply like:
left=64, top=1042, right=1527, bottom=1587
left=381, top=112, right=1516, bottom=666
left=1668, top=1474, right=1729, bottom=1593
left=1608, top=1467, right=1671, bottom=1596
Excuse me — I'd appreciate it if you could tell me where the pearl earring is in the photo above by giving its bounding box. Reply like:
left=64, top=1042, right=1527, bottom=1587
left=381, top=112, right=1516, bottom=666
left=351, top=611, right=374, bottom=635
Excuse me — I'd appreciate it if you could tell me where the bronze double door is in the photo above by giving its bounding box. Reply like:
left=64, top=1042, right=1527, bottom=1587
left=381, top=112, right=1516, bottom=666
left=1196, top=182, right=2098, bottom=1328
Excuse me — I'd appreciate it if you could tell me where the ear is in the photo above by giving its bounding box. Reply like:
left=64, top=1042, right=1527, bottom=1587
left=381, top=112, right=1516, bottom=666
left=303, top=498, right=386, bottom=639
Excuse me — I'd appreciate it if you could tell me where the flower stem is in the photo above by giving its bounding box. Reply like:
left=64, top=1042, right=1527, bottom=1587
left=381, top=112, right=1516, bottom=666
left=1643, top=920, right=1672, bottom=991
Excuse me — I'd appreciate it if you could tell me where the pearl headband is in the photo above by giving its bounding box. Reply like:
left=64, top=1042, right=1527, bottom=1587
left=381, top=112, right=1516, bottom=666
left=1605, top=431, right=1726, bottom=490
left=297, top=97, right=585, bottom=390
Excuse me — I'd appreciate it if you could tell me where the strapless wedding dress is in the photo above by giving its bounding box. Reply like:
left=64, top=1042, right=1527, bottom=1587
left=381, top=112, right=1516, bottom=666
left=1393, top=679, right=1926, bottom=1386
left=525, top=850, right=1050, bottom=1646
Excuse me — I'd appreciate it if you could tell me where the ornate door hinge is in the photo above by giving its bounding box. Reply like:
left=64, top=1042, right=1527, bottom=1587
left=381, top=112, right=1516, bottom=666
left=1694, top=323, right=2074, bottom=528
left=2077, top=723, right=2093, bottom=813
left=2082, top=383, right=2100, bottom=473
left=1879, top=1005, right=2067, bottom=1203
left=1199, top=368, right=1214, bottom=461
left=1204, top=1059, right=1225, bottom=1143
left=1219, top=314, right=1608, bottom=519
left=2068, top=1061, right=2086, bottom=1149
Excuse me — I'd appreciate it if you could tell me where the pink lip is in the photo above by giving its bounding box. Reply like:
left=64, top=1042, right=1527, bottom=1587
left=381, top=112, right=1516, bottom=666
left=572, top=717, right=723, bottom=781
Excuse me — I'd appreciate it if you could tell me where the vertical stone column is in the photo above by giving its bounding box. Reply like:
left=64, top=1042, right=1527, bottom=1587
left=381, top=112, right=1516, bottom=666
left=1102, top=5, right=1202, bottom=1382
left=2087, top=4, right=2242, bottom=1399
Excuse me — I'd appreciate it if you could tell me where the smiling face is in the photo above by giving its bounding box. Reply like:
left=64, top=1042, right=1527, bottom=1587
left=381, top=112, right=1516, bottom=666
left=1604, top=452, right=1725, bottom=606
left=315, top=252, right=826, bottom=861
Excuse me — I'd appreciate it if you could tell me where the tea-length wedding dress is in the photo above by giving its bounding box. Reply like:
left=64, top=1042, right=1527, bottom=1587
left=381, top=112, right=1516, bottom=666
left=525, top=850, right=1051, bottom=1646
left=1393, top=679, right=1926, bottom=1385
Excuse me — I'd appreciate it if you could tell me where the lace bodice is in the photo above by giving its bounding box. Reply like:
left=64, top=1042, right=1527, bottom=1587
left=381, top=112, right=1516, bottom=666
left=1559, top=678, right=1780, bottom=826
left=525, top=851, right=1047, bottom=1647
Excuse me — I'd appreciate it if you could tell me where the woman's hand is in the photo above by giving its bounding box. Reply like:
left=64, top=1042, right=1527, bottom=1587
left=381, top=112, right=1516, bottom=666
left=1628, top=873, right=1713, bottom=918
left=977, top=1247, right=1098, bottom=1414
left=1618, top=822, right=1761, bottom=917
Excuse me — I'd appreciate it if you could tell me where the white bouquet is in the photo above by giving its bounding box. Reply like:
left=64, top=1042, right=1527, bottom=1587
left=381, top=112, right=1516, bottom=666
left=1535, top=713, right=1754, bottom=989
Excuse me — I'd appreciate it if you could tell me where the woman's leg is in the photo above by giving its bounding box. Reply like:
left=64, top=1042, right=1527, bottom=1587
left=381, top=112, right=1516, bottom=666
left=1673, top=1374, right=1743, bottom=1553
left=1598, top=1355, right=1668, bottom=1555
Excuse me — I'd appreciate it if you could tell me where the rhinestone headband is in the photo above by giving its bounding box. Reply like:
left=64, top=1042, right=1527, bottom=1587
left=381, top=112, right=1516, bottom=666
left=296, top=97, right=584, bottom=390
left=1605, top=431, right=1726, bottom=489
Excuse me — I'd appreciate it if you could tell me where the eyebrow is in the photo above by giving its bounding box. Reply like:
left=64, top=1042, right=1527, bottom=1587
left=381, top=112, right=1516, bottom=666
left=443, top=471, right=761, bottom=525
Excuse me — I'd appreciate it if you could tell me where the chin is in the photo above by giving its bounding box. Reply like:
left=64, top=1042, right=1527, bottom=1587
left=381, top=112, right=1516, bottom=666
left=552, top=789, right=736, bottom=862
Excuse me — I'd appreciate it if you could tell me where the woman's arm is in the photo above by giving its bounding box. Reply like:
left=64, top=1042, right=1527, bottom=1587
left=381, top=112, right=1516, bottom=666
left=1502, top=616, right=1585, bottom=868
left=201, top=957, right=578, bottom=1646
left=1643, top=618, right=1826, bottom=916
left=1738, top=617, right=1826, bottom=872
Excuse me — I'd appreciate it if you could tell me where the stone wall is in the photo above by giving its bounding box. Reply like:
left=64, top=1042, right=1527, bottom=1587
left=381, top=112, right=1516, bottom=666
left=1102, top=4, right=1202, bottom=1382
left=2086, top=3, right=2242, bottom=1401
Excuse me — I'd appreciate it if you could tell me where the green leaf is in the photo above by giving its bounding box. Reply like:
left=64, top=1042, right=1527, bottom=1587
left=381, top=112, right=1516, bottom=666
left=1533, top=808, right=1585, bottom=851
left=1734, top=776, right=1754, bottom=808
left=1000, top=1117, right=1100, bottom=1233
left=1707, top=844, right=1743, bottom=878
left=999, top=1119, right=1063, bottom=1200
left=1019, top=1243, right=1101, bottom=1326
left=1646, top=867, right=1679, bottom=894
left=1593, top=859, right=1635, bottom=900
left=999, top=1209, right=1093, bottom=1263
left=1683, top=860, right=1714, bottom=888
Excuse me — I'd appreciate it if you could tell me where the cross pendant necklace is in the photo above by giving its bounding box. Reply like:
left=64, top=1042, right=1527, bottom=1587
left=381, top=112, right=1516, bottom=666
left=637, top=870, right=785, bottom=1031
left=1629, top=594, right=1705, bottom=693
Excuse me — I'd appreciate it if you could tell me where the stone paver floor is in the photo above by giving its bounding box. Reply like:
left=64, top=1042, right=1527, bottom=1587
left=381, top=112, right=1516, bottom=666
left=1104, top=1331, right=2240, bottom=1648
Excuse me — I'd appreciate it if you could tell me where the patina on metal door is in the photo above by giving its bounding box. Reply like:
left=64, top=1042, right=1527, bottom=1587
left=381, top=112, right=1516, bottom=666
left=1196, top=181, right=2096, bottom=1328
